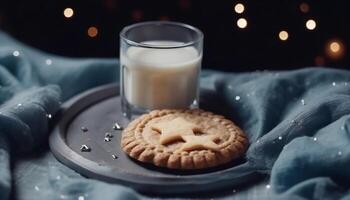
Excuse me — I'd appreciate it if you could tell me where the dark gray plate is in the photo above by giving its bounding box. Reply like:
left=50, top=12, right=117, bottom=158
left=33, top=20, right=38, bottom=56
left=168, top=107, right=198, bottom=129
left=49, top=84, right=259, bottom=195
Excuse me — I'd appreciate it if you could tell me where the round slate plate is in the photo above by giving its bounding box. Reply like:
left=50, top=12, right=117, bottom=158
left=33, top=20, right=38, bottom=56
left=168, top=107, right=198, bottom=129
left=49, top=84, right=259, bottom=195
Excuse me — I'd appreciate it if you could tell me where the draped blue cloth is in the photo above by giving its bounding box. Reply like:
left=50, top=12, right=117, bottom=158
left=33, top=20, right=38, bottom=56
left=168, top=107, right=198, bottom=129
left=1, top=30, right=350, bottom=199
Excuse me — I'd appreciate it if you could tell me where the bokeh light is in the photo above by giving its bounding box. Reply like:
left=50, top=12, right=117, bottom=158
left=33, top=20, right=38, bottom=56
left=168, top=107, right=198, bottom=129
left=314, top=56, right=325, bottom=66
left=87, top=26, right=98, bottom=38
left=13, top=50, right=20, bottom=57
left=237, top=18, right=247, bottom=29
left=306, top=19, right=316, bottom=30
left=63, top=8, right=74, bottom=18
left=279, top=31, right=289, bottom=41
left=330, top=42, right=340, bottom=53
left=299, top=3, right=310, bottom=13
left=326, top=39, right=345, bottom=59
left=234, top=3, right=245, bottom=14
left=131, top=10, right=143, bottom=21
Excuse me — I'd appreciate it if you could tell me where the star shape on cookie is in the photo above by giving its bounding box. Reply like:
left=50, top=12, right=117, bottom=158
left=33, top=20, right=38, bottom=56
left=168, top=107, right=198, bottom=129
left=181, top=135, right=220, bottom=152
left=152, top=117, right=220, bottom=152
left=152, top=117, right=201, bottom=145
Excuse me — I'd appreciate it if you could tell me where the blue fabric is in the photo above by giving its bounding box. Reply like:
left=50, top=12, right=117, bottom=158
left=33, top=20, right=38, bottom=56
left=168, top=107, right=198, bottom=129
left=1, top=30, right=350, bottom=200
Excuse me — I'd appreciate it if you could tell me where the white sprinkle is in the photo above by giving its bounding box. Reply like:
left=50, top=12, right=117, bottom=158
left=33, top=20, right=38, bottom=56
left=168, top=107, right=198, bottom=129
left=266, top=184, right=271, bottom=189
left=78, top=196, right=85, bottom=200
left=105, top=132, right=113, bottom=138
left=46, top=113, right=52, bottom=119
left=256, top=140, right=260, bottom=143
left=235, top=96, right=241, bottom=101
left=46, top=59, right=52, bottom=65
left=338, top=151, right=342, bottom=156
left=227, top=85, right=233, bottom=89
left=34, top=186, right=40, bottom=191
left=313, top=137, right=317, bottom=141
left=341, top=126, right=345, bottom=130
left=56, top=175, right=61, bottom=180
left=332, top=82, right=336, bottom=86
left=60, top=194, right=67, bottom=199
left=345, top=82, right=348, bottom=86
left=278, top=136, right=282, bottom=140
left=301, top=99, right=305, bottom=105
left=80, top=145, right=91, bottom=152
left=113, top=122, right=123, bottom=130
left=232, top=189, right=237, bottom=193
left=13, top=50, right=20, bottom=57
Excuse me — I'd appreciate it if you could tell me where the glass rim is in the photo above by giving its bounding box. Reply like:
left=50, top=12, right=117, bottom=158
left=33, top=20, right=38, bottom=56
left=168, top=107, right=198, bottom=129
left=120, top=21, right=203, bottom=49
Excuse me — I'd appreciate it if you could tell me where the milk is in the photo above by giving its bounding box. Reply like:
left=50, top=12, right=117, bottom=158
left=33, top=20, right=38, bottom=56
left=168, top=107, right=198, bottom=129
left=121, top=41, right=201, bottom=110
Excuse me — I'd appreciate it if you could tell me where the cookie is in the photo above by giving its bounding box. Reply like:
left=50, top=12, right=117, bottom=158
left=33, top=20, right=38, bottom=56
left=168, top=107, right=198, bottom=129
left=121, top=109, right=248, bottom=170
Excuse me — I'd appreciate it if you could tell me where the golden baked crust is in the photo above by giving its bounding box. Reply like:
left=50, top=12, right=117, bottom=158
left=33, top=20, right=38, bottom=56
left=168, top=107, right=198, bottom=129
left=121, top=109, right=248, bottom=170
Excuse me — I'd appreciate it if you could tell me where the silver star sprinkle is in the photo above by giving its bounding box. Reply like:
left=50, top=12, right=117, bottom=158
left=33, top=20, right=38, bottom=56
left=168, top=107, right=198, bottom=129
left=332, top=82, right=336, bottom=86
left=278, top=136, right=283, bottom=140
left=313, top=137, right=317, bottom=141
left=338, top=151, right=342, bottom=156
left=341, top=126, right=345, bottom=130
left=301, top=99, right=305, bottom=105
left=34, top=186, right=40, bottom=191
left=105, top=132, right=113, bottom=138
left=81, top=127, right=88, bottom=132
left=80, top=145, right=91, bottom=152
left=266, top=184, right=271, bottom=189
left=235, top=96, right=241, bottom=101
left=113, top=122, right=123, bottom=130
left=46, top=113, right=52, bottom=119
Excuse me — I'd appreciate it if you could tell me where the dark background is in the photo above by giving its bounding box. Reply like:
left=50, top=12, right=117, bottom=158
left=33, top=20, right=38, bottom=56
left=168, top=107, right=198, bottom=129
left=0, top=0, right=348, bottom=71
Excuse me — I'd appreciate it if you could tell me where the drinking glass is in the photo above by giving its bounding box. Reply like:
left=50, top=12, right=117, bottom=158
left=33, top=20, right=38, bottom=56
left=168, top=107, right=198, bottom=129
left=120, top=21, right=203, bottom=119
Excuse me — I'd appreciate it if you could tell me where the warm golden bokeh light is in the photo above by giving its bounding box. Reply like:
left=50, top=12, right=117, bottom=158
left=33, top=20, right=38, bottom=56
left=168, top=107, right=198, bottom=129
left=330, top=42, right=340, bottom=53
left=325, top=39, right=345, bottom=59
left=279, top=31, right=289, bottom=41
left=299, top=2, right=310, bottom=13
left=234, top=3, right=245, bottom=14
left=63, top=8, right=74, bottom=18
left=87, top=26, right=98, bottom=37
left=306, top=19, right=316, bottom=30
left=237, top=18, right=247, bottom=29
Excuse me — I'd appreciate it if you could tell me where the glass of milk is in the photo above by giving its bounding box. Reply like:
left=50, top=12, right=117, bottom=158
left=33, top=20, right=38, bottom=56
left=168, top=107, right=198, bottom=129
left=119, top=21, right=203, bottom=119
